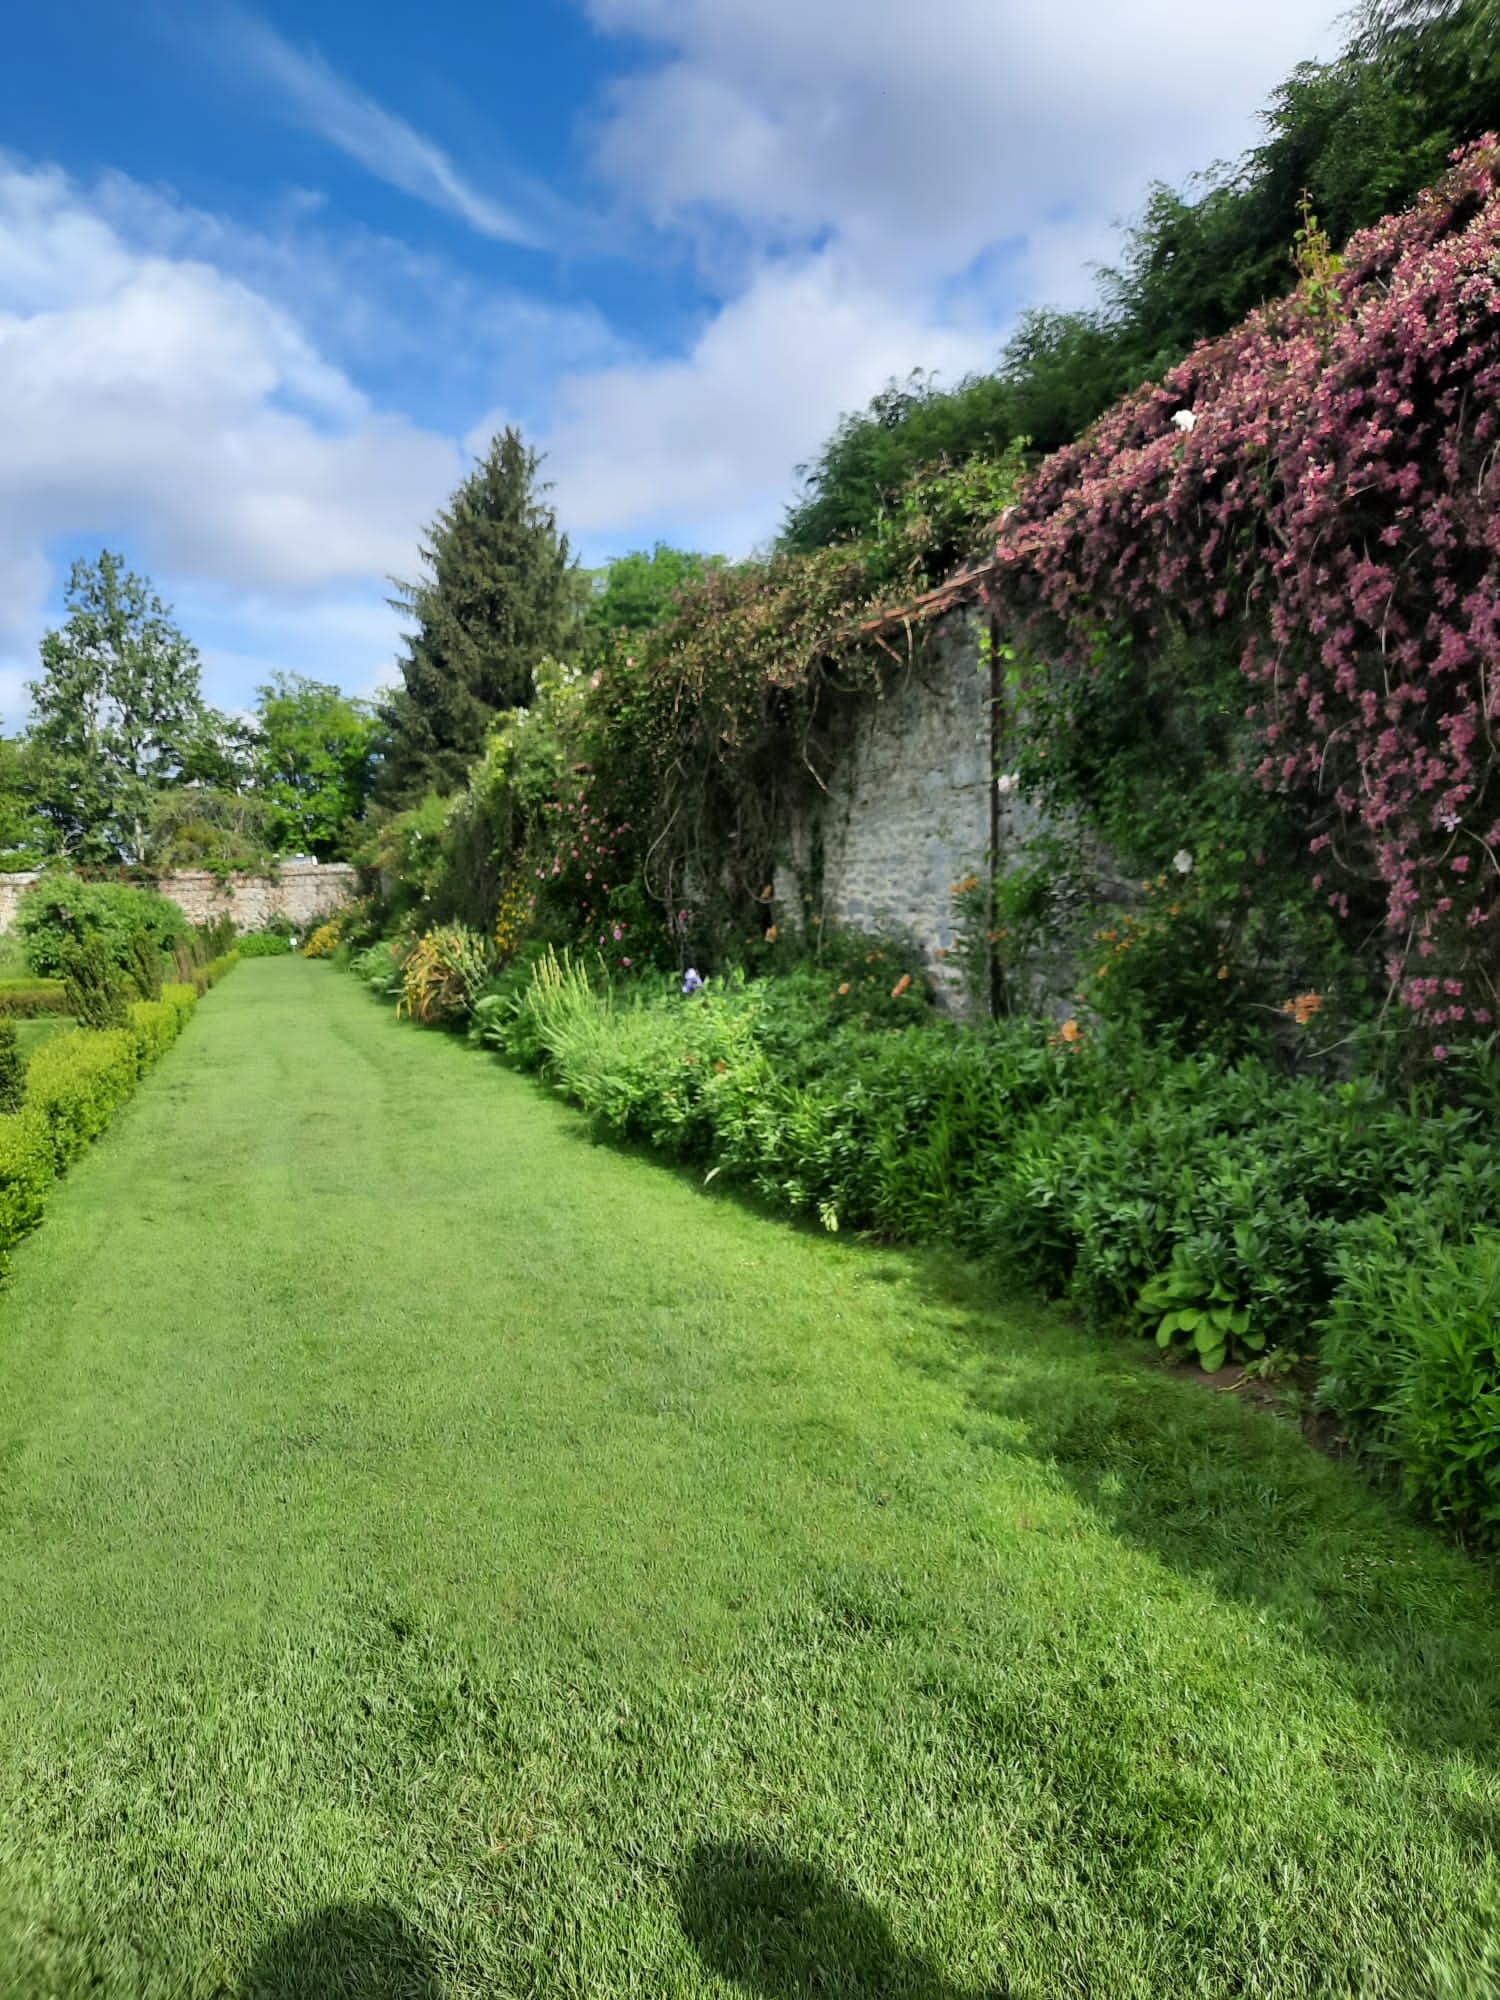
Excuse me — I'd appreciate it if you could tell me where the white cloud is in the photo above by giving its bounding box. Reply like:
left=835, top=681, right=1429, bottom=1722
left=82, top=165, right=629, bottom=407
left=586, top=0, right=1347, bottom=291
left=0, top=159, right=467, bottom=709
left=220, top=6, right=545, bottom=249
left=513, top=253, right=997, bottom=558
left=532, top=0, right=1349, bottom=555
left=0, top=551, right=50, bottom=655
left=0, top=0, right=1362, bottom=707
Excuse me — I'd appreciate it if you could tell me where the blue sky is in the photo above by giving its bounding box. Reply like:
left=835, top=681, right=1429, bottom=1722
left=0, top=0, right=1345, bottom=719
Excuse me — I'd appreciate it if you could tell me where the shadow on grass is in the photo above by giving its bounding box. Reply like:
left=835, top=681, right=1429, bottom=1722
left=902, top=1250, right=1500, bottom=1771
left=237, top=1902, right=443, bottom=1999
left=678, top=1840, right=1004, bottom=1998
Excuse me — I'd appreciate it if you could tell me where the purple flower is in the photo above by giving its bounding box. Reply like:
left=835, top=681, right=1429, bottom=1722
left=681, top=967, right=704, bottom=996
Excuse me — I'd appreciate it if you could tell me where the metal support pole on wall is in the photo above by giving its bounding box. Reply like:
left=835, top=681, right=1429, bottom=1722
left=988, top=610, right=1006, bottom=1019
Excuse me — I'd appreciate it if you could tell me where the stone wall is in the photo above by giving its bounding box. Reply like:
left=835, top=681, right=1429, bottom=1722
left=0, top=861, right=356, bottom=936
left=772, top=616, right=991, bottom=1007
left=771, top=610, right=1074, bottom=1014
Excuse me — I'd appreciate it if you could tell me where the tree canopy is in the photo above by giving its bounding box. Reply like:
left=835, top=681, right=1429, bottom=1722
left=27, top=553, right=208, bottom=863
left=255, top=674, right=378, bottom=860
left=582, top=544, right=717, bottom=637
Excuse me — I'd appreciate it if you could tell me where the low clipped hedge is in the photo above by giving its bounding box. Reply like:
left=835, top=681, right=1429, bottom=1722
left=0, top=965, right=231, bottom=1279
left=0, top=980, right=70, bottom=1019
left=194, top=952, right=239, bottom=994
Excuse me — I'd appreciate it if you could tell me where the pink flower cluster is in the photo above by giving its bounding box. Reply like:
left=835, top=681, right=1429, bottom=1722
left=988, top=141, right=1500, bottom=1037
left=534, top=781, right=630, bottom=940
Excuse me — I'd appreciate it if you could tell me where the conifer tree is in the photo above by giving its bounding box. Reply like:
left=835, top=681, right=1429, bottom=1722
left=378, top=429, right=575, bottom=803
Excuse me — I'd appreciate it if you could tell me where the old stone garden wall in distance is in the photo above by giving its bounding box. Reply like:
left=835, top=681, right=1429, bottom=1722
left=0, top=860, right=356, bottom=936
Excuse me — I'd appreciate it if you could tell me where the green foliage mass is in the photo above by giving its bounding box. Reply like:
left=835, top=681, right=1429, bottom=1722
left=16, top=876, right=189, bottom=980
left=26, top=553, right=209, bottom=864
left=146, top=785, right=271, bottom=872
left=378, top=428, right=576, bottom=805
left=582, top=543, right=717, bottom=636
left=1323, top=1218, right=1500, bottom=1541
left=0, top=982, right=68, bottom=1021
left=123, top=930, right=164, bottom=1003
left=781, top=0, right=1500, bottom=551
left=993, top=625, right=1371, bottom=1057
left=782, top=371, right=1024, bottom=554
left=254, top=673, right=378, bottom=860
left=58, top=936, right=131, bottom=1032
left=0, top=738, right=55, bottom=870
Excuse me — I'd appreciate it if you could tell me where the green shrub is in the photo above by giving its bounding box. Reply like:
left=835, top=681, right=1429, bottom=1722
left=237, top=932, right=296, bottom=958
left=202, top=913, right=237, bottom=958
left=26, top=1023, right=140, bottom=1165
left=733, top=924, right=929, bottom=1027
left=1320, top=1225, right=1500, bottom=1545
left=59, top=936, right=131, bottom=1031
left=16, top=876, right=188, bottom=978
left=130, top=989, right=194, bottom=1064
left=201, top=950, right=239, bottom=990
left=124, top=930, right=164, bottom=1001
left=0, top=1022, right=24, bottom=1115
left=0, top=1110, right=53, bottom=1274
left=349, top=939, right=406, bottom=1000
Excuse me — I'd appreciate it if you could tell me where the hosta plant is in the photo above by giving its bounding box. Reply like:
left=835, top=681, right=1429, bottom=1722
left=1137, top=1252, right=1263, bottom=1375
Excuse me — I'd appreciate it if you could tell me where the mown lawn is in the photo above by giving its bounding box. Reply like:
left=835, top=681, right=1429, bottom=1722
left=0, top=958, right=1495, bottom=1999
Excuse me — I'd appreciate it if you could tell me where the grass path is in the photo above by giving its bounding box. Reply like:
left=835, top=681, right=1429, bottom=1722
left=0, top=959, right=1496, bottom=1999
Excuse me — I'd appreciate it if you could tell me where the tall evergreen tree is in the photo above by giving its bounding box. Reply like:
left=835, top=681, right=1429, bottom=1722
left=378, top=428, right=575, bottom=803
left=27, top=552, right=207, bottom=862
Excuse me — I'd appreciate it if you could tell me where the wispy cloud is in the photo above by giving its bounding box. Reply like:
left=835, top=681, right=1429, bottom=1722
left=221, top=6, right=546, bottom=249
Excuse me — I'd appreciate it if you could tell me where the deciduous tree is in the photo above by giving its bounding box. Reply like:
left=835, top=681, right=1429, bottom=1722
left=27, top=552, right=207, bottom=862
left=255, top=673, right=377, bottom=859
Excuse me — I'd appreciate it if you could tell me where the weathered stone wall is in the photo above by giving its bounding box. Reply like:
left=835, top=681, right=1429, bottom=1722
left=773, top=617, right=991, bottom=1007
left=772, top=610, right=1080, bottom=1014
left=0, top=861, right=356, bottom=936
